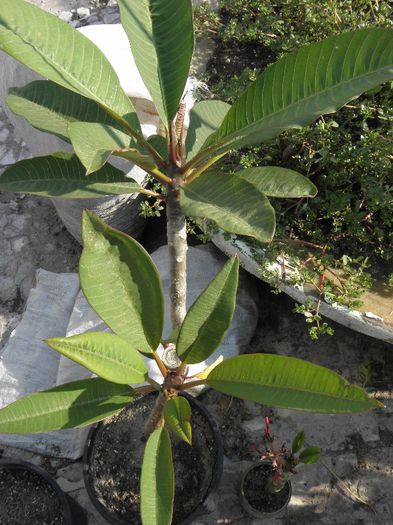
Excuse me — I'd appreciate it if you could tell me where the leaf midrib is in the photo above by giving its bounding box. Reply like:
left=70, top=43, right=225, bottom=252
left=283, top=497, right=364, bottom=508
left=181, top=273, right=231, bottom=359
left=209, top=378, right=368, bottom=403
left=55, top=340, right=143, bottom=374
left=1, top=388, right=131, bottom=424
left=3, top=177, right=132, bottom=184
left=0, top=21, right=127, bottom=119
left=85, top=240, right=147, bottom=347
left=215, top=63, right=393, bottom=147
left=144, top=0, right=168, bottom=121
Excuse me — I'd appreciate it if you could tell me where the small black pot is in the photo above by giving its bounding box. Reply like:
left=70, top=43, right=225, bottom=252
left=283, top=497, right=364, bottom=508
left=0, top=458, right=81, bottom=524
left=240, top=460, right=292, bottom=518
left=83, top=391, right=223, bottom=525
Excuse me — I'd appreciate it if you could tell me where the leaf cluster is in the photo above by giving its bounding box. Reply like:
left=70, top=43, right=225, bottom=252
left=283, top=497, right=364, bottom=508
left=196, top=0, right=393, bottom=339
left=200, top=0, right=393, bottom=268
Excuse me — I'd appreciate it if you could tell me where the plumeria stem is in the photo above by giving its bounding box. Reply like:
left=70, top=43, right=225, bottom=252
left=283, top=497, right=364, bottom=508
left=184, top=153, right=224, bottom=184
left=166, top=170, right=188, bottom=330
left=144, top=391, right=166, bottom=437
left=177, top=379, right=206, bottom=390
left=138, top=188, right=166, bottom=200
left=153, top=350, right=168, bottom=378
left=133, top=385, right=156, bottom=396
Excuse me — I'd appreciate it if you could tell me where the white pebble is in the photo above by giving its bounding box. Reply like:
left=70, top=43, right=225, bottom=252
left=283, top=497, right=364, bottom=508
left=58, top=11, right=72, bottom=23
left=76, top=7, right=90, bottom=18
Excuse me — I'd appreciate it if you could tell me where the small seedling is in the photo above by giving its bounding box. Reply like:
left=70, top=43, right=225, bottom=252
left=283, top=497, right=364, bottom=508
left=252, top=417, right=321, bottom=493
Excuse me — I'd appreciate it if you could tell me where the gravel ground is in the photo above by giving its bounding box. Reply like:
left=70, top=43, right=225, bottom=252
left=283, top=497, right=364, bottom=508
left=1, top=2, right=393, bottom=525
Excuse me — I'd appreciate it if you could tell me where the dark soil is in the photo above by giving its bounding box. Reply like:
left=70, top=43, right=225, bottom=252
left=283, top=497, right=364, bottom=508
left=242, top=462, right=291, bottom=514
left=0, top=466, right=65, bottom=525
left=205, top=8, right=276, bottom=87
left=86, top=393, right=219, bottom=524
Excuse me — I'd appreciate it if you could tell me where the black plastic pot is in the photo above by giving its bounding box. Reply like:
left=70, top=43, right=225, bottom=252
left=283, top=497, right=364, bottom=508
left=240, top=460, right=292, bottom=519
left=0, top=458, right=86, bottom=524
left=83, top=391, right=223, bottom=525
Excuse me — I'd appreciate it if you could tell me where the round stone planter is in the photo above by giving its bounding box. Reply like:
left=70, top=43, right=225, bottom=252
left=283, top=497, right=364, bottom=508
left=212, top=231, right=393, bottom=344
left=51, top=165, right=147, bottom=244
left=83, top=391, right=223, bottom=525
left=239, top=461, right=292, bottom=519
left=0, top=458, right=87, bottom=524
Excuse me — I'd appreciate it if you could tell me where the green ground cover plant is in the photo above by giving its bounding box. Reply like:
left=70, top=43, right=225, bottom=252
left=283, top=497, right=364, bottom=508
left=196, top=0, right=393, bottom=338
left=0, top=0, right=392, bottom=523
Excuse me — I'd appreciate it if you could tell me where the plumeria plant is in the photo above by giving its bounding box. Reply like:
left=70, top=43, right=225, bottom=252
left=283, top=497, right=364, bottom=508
left=0, top=0, right=392, bottom=523
left=252, top=417, right=320, bottom=494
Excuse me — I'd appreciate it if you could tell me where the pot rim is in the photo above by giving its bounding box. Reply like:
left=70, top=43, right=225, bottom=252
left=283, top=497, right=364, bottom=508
left=239, top=459, right=292, bottom=519
left=82, top=390, right=223, bottom=525
left=0, top=457, right=73, bottom=525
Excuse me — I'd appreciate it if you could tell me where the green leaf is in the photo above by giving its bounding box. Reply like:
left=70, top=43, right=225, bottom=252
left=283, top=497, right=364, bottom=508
left=206, top=354, right=383, bottom=413
left=0, top=0, right=139, bottom=130
left=0, top=153, right=142, bottom=198
left=177, top=257, right=239, bottom=364
left=0, top=378, right=133, bottom=434
left=6, top=81, right=120, bottom=143
left=299, top=446, right=321, bottom=464
left=80, top=211, right=164, bottom=353
left=237, top=167, right=317, bottom=198
left=185, top=100, right=230, bottom=161
left=141, top=427, right=174, bottom=525
left=68, top=122, right=153, bottom=174
left=148, top=135, right=169, bottom=162
left=117, top=0, right=194, bottom=126
left=180, top=171, right=276, bottom=243
left=46, top=332, right=148, bottom=385
left=292, top=430, right=305, bottom=453
left=163, top=396, right=192, bottom=445
left=205, top=28, right=393, bottom=154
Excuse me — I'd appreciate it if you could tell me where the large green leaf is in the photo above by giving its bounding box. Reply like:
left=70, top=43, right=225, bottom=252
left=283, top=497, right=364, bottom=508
left=204, top=28, right=393, bottom=155
left=68, top=122, right=152, bottom=174
left=46, top=332, right=148, bottom=385
left=163, top=396, right=192, bottom=445
left=177, top=257, right=239, bottom=364
left=0, top=153, right=142, bottom=198
left=180, top=171, right=276, bottom=243
left=237, top=167, right=317, bottom=198
left=0, top=378, right=133, bottom=434
left=118, top=0, right=194, bottom=126
left=207, top=354, right=382, bottom=413
left=0, top=0, right=139, bottom=130
left=185, top=100, right=230, bottom=161
left=79, top=211, right=164, bottom=353
left=6, top=81, right=120, bottom=143
left=141, top=427, right=174, bottom=525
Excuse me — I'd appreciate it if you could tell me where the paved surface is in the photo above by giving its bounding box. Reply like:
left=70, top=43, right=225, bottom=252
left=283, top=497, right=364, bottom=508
left=0, top=2, right=392, bottom=525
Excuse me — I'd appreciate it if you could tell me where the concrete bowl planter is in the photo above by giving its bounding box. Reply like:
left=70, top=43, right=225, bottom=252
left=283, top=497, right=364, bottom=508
left=0, top=458, right=87, bottom=524
left=83, top=391, right=223, bottom=525
left=239, top=461, right=292, bottom=519
left=212, top=231, right=393, bottom=344
left=0, top=19, right=161, bottom=243
left=50, top=165, right=147, bottom=244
